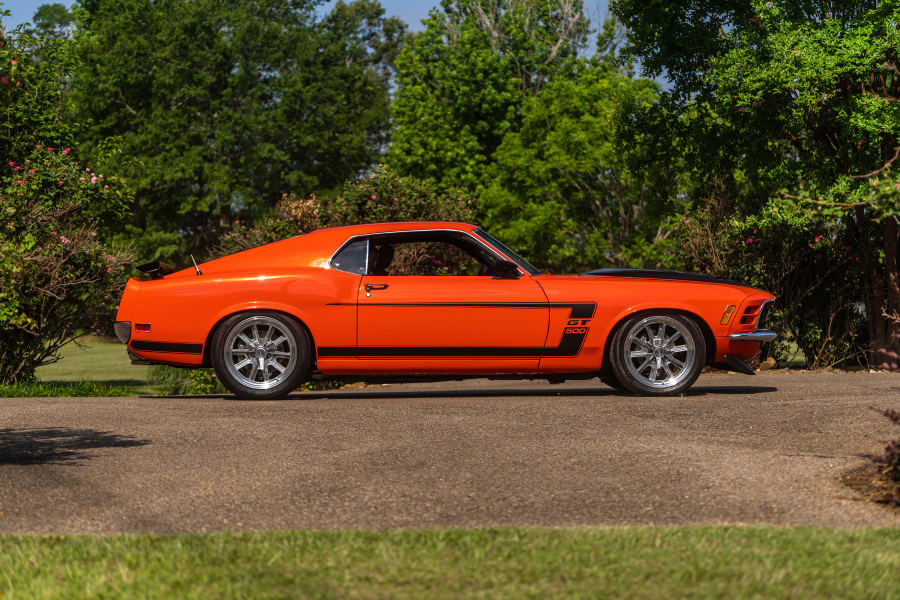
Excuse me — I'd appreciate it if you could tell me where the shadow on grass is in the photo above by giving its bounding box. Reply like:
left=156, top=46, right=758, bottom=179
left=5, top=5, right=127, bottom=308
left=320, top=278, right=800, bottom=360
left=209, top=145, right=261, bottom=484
left=149, top=384, right=779, bottom=401
left=38, top=379, right=150, bottom=388
left=0, top=428, right=151, bottom=465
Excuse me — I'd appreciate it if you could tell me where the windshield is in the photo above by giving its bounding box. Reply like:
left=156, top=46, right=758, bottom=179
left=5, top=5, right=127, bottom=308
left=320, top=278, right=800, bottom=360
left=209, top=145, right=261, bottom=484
left=473, top=228, right=541, bottom=275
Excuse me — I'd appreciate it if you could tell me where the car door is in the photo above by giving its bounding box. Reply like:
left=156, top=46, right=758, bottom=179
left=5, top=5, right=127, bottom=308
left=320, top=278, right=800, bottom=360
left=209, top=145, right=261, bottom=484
left=354, top=231, right=549, bottom=373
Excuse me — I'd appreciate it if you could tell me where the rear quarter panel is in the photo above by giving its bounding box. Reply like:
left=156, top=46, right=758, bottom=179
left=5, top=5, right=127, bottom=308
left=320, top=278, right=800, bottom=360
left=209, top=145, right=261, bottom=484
left=125, top=267, right=360, bottom=366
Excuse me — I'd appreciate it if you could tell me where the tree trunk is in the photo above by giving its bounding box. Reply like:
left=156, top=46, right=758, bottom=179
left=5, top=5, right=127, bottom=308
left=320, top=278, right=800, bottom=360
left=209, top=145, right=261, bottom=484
left=875, top=216, right=900, bottom=369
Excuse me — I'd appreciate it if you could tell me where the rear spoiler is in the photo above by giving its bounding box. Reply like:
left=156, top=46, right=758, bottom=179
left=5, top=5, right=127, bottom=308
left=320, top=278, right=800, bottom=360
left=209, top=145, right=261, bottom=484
left=137, top=260, right=177, bottom=280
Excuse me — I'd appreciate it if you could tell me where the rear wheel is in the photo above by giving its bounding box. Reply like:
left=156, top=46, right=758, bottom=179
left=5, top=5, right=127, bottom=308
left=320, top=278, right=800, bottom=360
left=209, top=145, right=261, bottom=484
left=610, top=313, right=705, bottom=396
left=211, top=311, right=310, bottom=399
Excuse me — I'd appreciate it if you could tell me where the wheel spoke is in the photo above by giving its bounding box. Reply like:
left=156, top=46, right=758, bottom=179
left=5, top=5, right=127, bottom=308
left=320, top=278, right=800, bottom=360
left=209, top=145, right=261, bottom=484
left=270, top=351, right=291, bottom=357
left=263, top=325, right=274, bottom=344
left=271, top=335, right=287, bottom=347
left=649, top=363, right=659, bottom=380
left=252, top=325, right=261, bottom=344
left=662, top=362, right=674, bottom=379
left=630, top=336, right=653, bottom=350
left=234, top=358, right=252, bottom=370
left=630, top=350, right=652, bottom=358
left=248, top=363, right=258, bottom=381
left=669, top=344, right=688, bottom=354
left=667, top=355, right=685, bottom=368
left=268, top=359, right=286, bottom=373
left=231, top=348, right=249, bottom=355
left=237, top=333, right=253, bottom=347
left=637, top=357, right=652, bottom=373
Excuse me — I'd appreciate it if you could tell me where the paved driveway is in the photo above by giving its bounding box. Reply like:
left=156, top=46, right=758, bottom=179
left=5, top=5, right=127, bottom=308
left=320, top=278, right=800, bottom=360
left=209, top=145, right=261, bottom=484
left=1, top=373, right=898, bottom=533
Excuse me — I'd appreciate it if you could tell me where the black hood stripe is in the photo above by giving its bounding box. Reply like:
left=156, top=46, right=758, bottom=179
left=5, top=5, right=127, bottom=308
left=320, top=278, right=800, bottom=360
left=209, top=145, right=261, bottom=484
left=582, top=269, right=741, bottom=286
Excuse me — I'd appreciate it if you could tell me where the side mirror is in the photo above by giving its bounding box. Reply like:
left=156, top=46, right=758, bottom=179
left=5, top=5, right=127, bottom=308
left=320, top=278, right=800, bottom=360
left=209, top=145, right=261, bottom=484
left=492, top=260, right=521, bottom=279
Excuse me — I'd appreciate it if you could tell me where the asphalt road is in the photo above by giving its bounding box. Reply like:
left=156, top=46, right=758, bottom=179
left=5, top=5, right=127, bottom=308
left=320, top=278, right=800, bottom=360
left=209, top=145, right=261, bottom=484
left=1, top=373, right=899, bottom=534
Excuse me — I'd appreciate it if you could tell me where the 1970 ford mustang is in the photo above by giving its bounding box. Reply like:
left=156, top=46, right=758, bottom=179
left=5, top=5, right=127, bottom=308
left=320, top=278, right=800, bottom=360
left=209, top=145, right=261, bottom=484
left=114, top=222, right=775, bottom=399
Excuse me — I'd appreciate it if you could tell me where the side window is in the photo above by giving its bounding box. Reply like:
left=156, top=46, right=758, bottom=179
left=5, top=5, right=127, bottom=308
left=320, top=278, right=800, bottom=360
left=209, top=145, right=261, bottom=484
left=369, top=239, right=492, bottom=276
left=331, top=239, right=368, bottom=274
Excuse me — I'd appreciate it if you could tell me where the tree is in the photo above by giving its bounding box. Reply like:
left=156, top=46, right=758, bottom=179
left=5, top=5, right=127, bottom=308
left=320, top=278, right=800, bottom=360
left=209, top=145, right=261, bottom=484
left=71, top=0, right=407, bottom=263
left=387, top=0, right=590, bottom=191
left=29, top=3, right=75, bottom=39
left=479, top=47, right=662, bottom=272
left=612, top=0, right=900, bottom=361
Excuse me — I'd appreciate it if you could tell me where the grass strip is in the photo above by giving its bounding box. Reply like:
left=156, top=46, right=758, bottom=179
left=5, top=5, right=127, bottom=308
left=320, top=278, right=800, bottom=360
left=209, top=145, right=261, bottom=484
left=0, top=526, right=898, bottom=599
left=0, top=381, right=135, bottom=398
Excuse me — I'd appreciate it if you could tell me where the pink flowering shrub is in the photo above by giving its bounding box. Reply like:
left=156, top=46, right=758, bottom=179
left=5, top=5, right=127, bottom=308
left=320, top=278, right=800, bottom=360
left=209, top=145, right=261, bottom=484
left=674, top=198, right=866, bottom=368
left=0, top=147, right=132, bottom=383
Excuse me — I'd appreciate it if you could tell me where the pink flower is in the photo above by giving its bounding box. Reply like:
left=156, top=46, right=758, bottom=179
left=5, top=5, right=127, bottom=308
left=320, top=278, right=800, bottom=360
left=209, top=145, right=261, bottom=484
left=47, top=147, right=53, bottom=151
left=85, top=167, right=90, bottom=172
left=15, top=180, right=23, bottom=184
left=855, top=257, right=860, bottom=262
left=0, top=76, right=8, bottom=84
left=29, top=169, right=35, bottom=174
left=62, top=148, right=70, bottom=155
left=107, top=267, right=113, bottom=273
left=814, top=236, right=821, bottom=242
left=808, top=243, right=814, bottom=248
left=60, top=236, right=70, bottom=244
left=99, top=175, right=103, bottom=179
left=746, top=238, right=753, bottom=243
left=10, top=60, right=15, bottom=65
left=57, top=181, right=63, bottom=186
left=90, top=232, right=96, bottom=237
left=370, top=195, right=376, bottom=200
left=104, top=185, right=108, bottom=189
left=13, top=166, right=20, bottom=170
left=7, top=161, right=13, bottom=166
left=79, top=177, right=85, bottom=181
left=845, top=245, right=851, bottom=251
left=15, top=81, right=21, bottom=87
left=35, top=144, right=41, bottom=149
left=753, top=228, right=758, bottom=234
left=674, top=225, right=678, bottom=231
left=91, top=176, right=97, bottom=184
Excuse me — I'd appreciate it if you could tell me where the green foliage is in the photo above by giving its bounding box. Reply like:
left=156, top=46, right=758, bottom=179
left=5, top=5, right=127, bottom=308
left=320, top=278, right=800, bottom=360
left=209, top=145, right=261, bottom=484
left=0, top=14, right=80, bottom=164
left=71, top=0, right=408, bottom=264
left=388, top=0, right=590, bottom=191
left=676, top=199, right=867, bottom=368
left=27, top=3, right=74, bottom=39
left=613, top=0, right=900, bottom=360
left=0, top=147, right=132, bottom=383
left=479, top=60, right=663, bottom=272
left=211, top=167, right=476, bottom=259
left=147, top=365, right=226, bottom=396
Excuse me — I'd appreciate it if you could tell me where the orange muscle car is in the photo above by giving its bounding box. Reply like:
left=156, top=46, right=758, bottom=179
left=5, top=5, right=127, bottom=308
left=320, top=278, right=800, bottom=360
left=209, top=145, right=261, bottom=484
left=114, top=222, right=775, bottom=398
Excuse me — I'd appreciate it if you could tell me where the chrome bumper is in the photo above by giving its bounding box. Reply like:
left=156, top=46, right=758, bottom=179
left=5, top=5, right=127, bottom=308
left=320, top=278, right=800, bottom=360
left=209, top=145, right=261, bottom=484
left=729, top=330, right=776, bottom=342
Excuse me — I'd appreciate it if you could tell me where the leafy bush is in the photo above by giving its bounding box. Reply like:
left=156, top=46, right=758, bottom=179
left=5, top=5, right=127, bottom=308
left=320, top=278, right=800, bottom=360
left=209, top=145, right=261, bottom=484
left=211, top=166, right=476, bottom=265
left=676, top=198, right=867, bottom=368
left=870, top=407, right=900, bottom=506
left=0, top=148, right=131, bottom=383
left=147, top=365, right=226, bottom=396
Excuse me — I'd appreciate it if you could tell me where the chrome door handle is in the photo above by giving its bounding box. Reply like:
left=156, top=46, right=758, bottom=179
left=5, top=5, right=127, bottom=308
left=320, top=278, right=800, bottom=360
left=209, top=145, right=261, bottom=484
left=365, top=283, right=388, bottom=297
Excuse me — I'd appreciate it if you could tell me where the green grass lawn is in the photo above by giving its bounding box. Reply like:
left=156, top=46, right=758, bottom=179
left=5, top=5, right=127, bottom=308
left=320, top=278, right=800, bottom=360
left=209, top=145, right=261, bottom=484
left=33, top=336, right=157, bottom=395
left=0, top=527, right=898, bottom=599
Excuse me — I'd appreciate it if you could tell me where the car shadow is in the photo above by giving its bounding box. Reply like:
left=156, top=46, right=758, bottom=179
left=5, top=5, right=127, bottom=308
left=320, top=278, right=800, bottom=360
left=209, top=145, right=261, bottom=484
left=148, top=384, right=778, bottom=402
left=287, top=384, right=779, bottom=401
left=0, top=428, right=151, bottom=465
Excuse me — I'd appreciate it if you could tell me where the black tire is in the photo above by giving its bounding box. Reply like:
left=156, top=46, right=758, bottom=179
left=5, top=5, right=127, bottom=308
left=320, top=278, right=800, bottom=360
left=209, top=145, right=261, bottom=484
left=211, top=310, right=311, bottom=399
left=599, top=371, right=631, bottom=394
left=609, top=312, right=706, bottom=396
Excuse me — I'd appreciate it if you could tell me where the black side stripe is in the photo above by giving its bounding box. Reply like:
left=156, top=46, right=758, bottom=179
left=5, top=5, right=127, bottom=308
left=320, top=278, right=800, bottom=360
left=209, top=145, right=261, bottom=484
left=318, top=302, right=595, bottom=359
left=131, top=341, right=203, bottom=354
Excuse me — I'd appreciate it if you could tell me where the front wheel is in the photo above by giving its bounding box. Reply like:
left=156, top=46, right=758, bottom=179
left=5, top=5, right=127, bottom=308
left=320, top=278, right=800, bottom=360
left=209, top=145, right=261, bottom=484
left=609, top=313, right=705, bottom=396
left=211, top=311, right=310, bottom=399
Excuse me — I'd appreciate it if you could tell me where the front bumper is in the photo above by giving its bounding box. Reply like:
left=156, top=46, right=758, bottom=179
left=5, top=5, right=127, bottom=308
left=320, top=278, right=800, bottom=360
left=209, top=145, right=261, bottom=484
left=729, top=330, right=776, bottom=342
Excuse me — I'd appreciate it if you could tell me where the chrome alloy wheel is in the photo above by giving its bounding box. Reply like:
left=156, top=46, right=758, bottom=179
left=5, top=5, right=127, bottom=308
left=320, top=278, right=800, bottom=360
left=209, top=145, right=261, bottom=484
left=623, top=315, right=696, bottom=389
left=223, top=316, right=298, bottom=390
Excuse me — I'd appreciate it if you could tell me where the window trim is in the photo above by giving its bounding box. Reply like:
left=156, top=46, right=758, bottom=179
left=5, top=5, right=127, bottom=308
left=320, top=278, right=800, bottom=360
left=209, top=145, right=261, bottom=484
left=326, top=229, right=526, bottom=277
left=330, top=238, right=370, bottom=275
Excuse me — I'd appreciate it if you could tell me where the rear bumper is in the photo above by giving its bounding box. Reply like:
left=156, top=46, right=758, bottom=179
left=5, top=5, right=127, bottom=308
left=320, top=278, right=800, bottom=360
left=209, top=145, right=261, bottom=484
left=729, top=330, right=776, bottom=342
